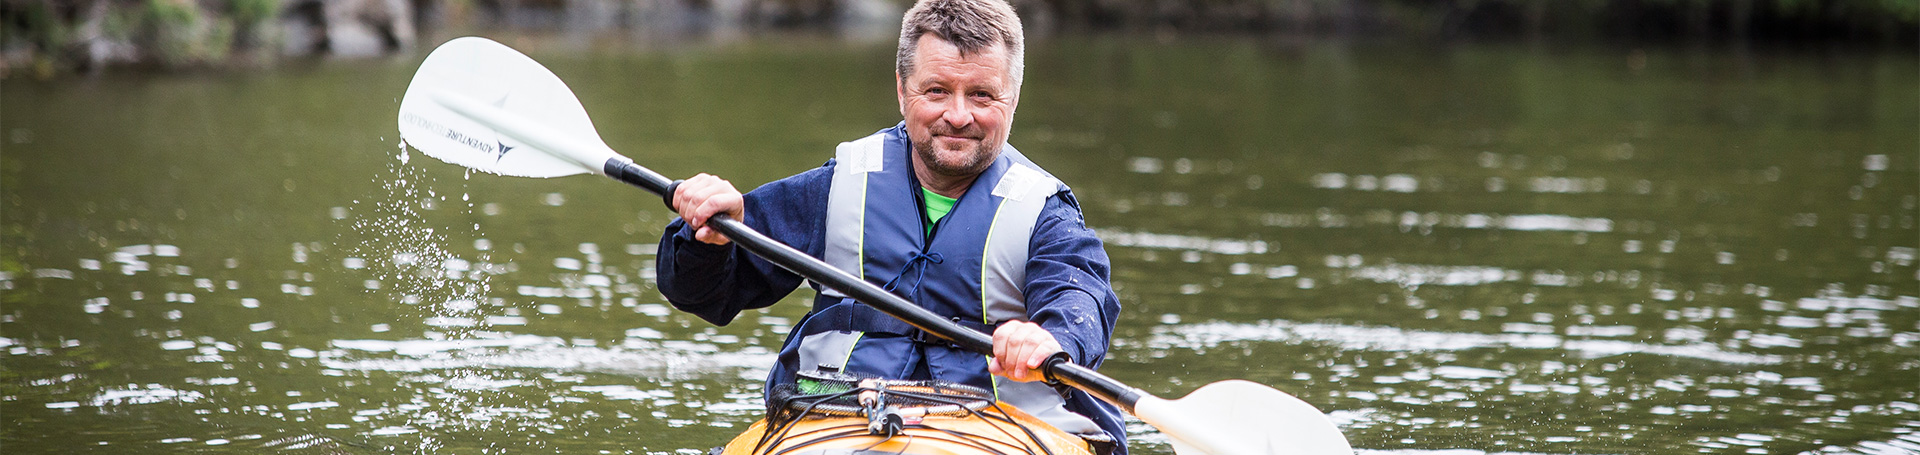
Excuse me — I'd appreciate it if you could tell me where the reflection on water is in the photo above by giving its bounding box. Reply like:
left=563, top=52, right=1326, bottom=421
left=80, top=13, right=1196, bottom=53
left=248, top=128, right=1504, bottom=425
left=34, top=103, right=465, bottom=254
left=2, top=37, right=1915, bottom=454
left=1138, top=318, right=1785, bottom=364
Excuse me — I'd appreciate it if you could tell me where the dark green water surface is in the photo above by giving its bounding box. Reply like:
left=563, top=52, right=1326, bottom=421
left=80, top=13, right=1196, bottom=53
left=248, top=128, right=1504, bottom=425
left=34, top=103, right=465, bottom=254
left=2, top=37, right=1916, bottom=454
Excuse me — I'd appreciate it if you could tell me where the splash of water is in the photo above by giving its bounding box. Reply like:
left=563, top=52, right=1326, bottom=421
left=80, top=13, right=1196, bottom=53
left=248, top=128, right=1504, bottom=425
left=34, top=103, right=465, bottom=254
left=349, top=140, right=490, bottom=337
left=337, top=140, right=510, bottom=453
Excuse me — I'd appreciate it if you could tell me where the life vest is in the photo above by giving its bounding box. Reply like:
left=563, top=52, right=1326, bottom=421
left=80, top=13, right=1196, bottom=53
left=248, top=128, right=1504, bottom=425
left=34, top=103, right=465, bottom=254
left=771, top=124, right=1102, bottom=436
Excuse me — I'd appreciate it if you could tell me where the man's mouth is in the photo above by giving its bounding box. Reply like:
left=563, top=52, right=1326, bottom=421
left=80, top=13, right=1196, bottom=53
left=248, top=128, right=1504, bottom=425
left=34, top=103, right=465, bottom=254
left=930, top=124, right=983, bottom=141
left=934, top=134, right=982, bottom=148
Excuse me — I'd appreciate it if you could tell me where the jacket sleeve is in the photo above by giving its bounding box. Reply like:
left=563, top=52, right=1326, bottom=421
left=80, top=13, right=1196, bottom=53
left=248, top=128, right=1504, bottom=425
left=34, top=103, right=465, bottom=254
left=655, top=162, right=834, bottom=326
left=1023, top=190, right=1120, bottom=369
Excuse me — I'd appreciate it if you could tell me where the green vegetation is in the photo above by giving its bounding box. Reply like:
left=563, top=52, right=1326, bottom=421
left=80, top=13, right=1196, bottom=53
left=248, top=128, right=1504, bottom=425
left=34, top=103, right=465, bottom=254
left=0, top=0, right=281, bottom=77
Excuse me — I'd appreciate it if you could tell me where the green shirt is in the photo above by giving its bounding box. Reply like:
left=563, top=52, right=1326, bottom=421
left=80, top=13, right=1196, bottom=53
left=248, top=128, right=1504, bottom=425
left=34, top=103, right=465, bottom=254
left=921, top=187, right=957, bottom=235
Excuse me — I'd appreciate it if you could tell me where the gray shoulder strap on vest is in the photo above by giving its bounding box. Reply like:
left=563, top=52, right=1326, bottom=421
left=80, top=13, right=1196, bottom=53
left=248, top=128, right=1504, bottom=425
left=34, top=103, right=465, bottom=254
left=980, top=164, right=1098, bottom=436
left=817, top=134, right=886, bottom=298
left=980, top=162, right=1064, bottom=325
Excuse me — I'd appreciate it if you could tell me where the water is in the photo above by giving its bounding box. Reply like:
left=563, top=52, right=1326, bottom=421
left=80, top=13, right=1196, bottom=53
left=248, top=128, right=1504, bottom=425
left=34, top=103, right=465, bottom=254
left=2, top=37, right=1915, bottom=454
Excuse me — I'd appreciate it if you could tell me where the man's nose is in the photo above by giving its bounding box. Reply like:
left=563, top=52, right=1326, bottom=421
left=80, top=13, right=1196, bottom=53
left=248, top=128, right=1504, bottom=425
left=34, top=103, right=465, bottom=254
left=940, top=98, right=973, bottom=129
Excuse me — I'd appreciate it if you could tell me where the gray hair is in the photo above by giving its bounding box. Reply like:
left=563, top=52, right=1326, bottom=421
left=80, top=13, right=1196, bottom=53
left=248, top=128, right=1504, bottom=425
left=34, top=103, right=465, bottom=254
left=895, top=0, right=1025, bottom=90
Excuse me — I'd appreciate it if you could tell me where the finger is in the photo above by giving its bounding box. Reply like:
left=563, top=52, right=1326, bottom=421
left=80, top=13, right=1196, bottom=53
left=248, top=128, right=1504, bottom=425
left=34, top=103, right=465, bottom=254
left=675, top=174, right=708, bottom=221
left=991, top=324, right=1013, bottom=366
left=678, top=196, right=702, bottom=228
left=1009, top=337, right=1036, bottom=380
left=694, top=201, right=724, bottom=228
left=695, top=226, right=730, bottom=245
left=685, top=175, right=729, bottom=218
left=672, top=181, right=686, bottom=215
left=999, top=323, right=1034, bottom=379
left=703, top=196, right=737, bottom=225
left=1017, top=351, right=1040, bottom=381
left=689, top=179, right=743, bottom=228
left=994, top=324, right=1023, bottom=378
left=1028, top=337, right=1059, bottom=369
left=1027, top=346, right=1053, bottom=372
left=696, top=198, right=731, bottom=228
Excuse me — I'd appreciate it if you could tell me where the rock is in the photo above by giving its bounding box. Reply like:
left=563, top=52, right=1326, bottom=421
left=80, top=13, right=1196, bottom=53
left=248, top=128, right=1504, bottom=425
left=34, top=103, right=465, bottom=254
left=280, top=1, right=327, bottom=56
left=72, top=0, right=140, bottom=69
left=278, top=0, right=415, bottom=57
left=327, top=0, right=417, bottom=57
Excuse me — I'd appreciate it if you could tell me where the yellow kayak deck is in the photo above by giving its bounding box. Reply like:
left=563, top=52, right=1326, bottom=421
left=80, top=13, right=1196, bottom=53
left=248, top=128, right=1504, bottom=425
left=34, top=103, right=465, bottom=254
left=719, top=401, right=1095, bottom=455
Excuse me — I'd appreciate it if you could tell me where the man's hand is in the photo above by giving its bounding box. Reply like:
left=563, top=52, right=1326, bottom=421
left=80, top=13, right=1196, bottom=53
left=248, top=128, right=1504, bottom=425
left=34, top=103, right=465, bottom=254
left=672, top=173, right=743, bottom=245
left=989, top=320, right=1063, bottom=382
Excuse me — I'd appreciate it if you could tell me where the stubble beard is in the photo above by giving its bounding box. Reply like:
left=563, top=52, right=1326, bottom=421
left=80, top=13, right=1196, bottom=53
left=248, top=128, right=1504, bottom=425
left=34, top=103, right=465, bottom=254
left=911, top=124, right=999, bottom=177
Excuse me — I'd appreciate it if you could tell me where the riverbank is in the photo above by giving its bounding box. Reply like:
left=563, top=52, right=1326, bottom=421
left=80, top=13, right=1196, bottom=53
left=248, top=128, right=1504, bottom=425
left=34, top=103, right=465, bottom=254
left=1, top=0, right=1914, bottom=79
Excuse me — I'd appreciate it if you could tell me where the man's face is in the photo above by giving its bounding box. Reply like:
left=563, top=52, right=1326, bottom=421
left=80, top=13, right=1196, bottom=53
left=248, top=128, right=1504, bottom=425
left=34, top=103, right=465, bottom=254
left=897, top=35, right=1018, bottom=179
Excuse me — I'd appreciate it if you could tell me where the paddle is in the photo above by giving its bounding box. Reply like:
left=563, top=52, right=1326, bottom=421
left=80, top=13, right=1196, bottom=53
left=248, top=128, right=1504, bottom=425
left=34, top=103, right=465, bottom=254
left=397, top=36, right=1355, bottom=455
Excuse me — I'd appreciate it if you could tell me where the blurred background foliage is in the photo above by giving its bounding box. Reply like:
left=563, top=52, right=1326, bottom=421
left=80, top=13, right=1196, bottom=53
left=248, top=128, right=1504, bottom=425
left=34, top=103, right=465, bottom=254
left=0, top=0, right=1915, bottom=78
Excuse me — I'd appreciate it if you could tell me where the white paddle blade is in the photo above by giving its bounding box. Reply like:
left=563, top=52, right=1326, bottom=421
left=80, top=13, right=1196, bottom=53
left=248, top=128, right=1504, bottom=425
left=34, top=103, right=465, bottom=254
left=1134, top=380, right=1354, bottom=455
left=398, top=36, right=620, bottom=178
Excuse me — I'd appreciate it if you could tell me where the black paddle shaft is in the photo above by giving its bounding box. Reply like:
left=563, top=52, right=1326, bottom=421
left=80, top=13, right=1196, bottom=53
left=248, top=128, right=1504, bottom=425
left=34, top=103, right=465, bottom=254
left=602, top=158, right=1147, bottom=413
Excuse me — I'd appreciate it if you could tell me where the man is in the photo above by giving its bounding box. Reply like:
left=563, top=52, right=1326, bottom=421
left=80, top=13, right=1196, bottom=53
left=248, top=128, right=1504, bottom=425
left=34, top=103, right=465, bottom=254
left=655, top=0, right=1125, bottom=452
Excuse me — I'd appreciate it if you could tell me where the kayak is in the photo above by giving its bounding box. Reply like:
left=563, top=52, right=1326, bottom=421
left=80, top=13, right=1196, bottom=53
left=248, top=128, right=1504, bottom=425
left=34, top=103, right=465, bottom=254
left=715, top=373, right=1100, bottom=455
left=404, top=37, right=1355, bottom=455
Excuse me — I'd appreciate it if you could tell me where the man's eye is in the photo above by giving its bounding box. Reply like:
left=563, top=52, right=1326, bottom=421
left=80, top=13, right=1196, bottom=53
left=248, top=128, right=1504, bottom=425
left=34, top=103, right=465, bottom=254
left=925, top=87, right=948, bottom=95
left=970, top=91, right=994, bottom=101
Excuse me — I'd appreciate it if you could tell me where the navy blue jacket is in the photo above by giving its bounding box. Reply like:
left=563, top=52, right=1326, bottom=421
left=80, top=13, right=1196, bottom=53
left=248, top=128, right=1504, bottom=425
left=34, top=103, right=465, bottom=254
left=656, top=135, right=1127, bottom=453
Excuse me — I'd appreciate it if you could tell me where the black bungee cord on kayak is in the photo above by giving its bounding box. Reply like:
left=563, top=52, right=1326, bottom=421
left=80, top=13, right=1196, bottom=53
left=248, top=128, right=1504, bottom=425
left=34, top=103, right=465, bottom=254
left=746, top=371, right=1065, bottom=455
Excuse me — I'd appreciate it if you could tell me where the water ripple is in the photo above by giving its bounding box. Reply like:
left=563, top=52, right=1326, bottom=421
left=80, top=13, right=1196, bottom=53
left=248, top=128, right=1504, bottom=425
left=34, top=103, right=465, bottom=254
left=1136, top=319, right=1781, bottom=365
